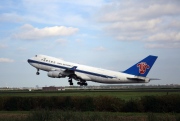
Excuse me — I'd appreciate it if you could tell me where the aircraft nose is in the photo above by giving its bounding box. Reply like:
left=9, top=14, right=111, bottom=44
left=27, top=59, right=38, bottom=68
left=27, top=59, right=33, bottom=66
left=27, top=59, right=31, bottom=63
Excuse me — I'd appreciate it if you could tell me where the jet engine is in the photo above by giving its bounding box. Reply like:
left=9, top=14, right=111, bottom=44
left=47, top=71, right=66, bottom=78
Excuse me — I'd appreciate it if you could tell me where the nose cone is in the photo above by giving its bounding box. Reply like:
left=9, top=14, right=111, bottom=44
left=27, top=59, right=33, bottom=66
left=27, top=58, right=38, bottom=68
left=27, top=59, right=32, bottom=65
left=27, top=59, right=31, bottom=63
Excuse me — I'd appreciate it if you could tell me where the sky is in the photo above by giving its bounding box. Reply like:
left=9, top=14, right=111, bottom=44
left=0, top=0, right=180, bottom=87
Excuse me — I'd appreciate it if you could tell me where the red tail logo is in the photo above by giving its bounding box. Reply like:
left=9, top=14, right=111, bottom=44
left=137, top=62, right=150, bottom=74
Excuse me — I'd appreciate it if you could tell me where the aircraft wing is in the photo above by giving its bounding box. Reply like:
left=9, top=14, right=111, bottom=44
left=64, top=66, right=77, bottom=73
left=49, top=66, right=78, bottom=77
left=64, top=66, right=91, bottom=81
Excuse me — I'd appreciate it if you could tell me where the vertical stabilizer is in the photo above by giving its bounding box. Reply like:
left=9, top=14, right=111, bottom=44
left=123, top=55, right=158, bottom=77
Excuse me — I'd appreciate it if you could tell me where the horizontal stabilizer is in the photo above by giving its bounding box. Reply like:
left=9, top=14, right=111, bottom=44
left=127, top=77, right=160, bottom=82
left=149, top=78, right=160, bottom=80
left=127, top=77, right=146, bottom=81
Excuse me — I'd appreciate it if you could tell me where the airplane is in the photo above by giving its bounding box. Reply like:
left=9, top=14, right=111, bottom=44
left=27, top=55, right=158, bottom=86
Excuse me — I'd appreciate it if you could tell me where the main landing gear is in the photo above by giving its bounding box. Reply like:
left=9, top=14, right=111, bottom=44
left=68, top=78, right=87, bottom=86
left=68, top=78, right=73, bottom=85
left=36, top=69, right=40, bottom=75
left=77, top=80, right=88, bottom=86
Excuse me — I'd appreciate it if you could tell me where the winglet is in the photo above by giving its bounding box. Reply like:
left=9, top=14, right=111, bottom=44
left=123, top=55, right=158, bottom=77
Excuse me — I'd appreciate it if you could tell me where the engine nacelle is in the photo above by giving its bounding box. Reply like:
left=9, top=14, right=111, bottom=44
left=47, top=71, right=66, bottom=78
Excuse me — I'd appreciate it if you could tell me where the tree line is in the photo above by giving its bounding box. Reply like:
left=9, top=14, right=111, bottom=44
left=0, top=94, right=179, bottom=112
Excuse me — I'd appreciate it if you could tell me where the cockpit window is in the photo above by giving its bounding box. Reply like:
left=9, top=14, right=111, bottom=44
left=35, top=55, right=37, bottom=57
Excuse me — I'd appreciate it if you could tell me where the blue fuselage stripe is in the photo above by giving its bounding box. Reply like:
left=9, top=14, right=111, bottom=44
left=28, top=59, right=113, bottom=78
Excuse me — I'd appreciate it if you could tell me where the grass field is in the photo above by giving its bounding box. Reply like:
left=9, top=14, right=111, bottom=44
left=0, top=88, right=179, bottom=100
left=0, top=111, right=180, bottom=121
left=0, top=88, right=180, bottom=120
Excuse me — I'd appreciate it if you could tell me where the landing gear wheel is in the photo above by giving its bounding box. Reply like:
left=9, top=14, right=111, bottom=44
left=77, top=81, right=88, bottom=86
left=68, top=78, right=73, bottom=86
left=84, top=83, right=88, bottom=86
left=68, top=78, right=72, bottom=82
left=36, top=69, right=40, bottom=75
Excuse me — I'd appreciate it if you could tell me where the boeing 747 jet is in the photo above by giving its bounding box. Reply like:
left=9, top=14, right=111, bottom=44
left=28, top=55, right=158, bottom=86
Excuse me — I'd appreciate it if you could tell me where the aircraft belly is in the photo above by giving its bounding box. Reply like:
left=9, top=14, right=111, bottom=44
left=89, top=75, right=121, bottom=84
left=39, top=64, right=49, bottom=71
left=90, top=75, right=143, bottom=84
left=31, top=63, right=38, bottom=68
left=39, top=63, right=57, bottom=72
left=75, top=72, right=91, bottom=81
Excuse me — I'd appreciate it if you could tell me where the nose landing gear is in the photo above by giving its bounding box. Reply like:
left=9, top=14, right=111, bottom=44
left=36, top=69, right=40, bottom=75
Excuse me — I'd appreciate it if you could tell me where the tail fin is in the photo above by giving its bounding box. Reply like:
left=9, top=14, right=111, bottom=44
left=123, top=55, right=158, bottom=77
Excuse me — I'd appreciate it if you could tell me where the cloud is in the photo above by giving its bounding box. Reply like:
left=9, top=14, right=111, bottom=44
left=55, top=39, right=67, bottom=45
left=97, top=2, right=180, bottom=22
left=17, top=47, right=27, bottom=51
left=0, top=13, right=24, bottom=23
left=0, top=44, right=7, bottom=49
left=94, top=46, right=106, bottom=51
left=13, top=24, right=79, bottom=40
left=105, top=19, right=161, bottom=41
left=18, top=0, right=102, bottom=26
left=145, top=43, right=180, bottom=49
left=0, top=58, right=14, bottom=63
left=75, top=39, right=83, bottom=43
left=103, top=19, right=161, bottom=42
left=96, top=1, right=180, bottom=48
left=147, top=32, right=180, bottom=42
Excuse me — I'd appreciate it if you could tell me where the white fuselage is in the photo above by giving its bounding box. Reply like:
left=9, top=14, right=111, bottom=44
left=28, top=55, right=149, bottom=84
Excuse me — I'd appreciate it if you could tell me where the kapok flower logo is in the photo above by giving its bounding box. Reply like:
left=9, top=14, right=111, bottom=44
left=137, top=62, right=150, bottom=74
